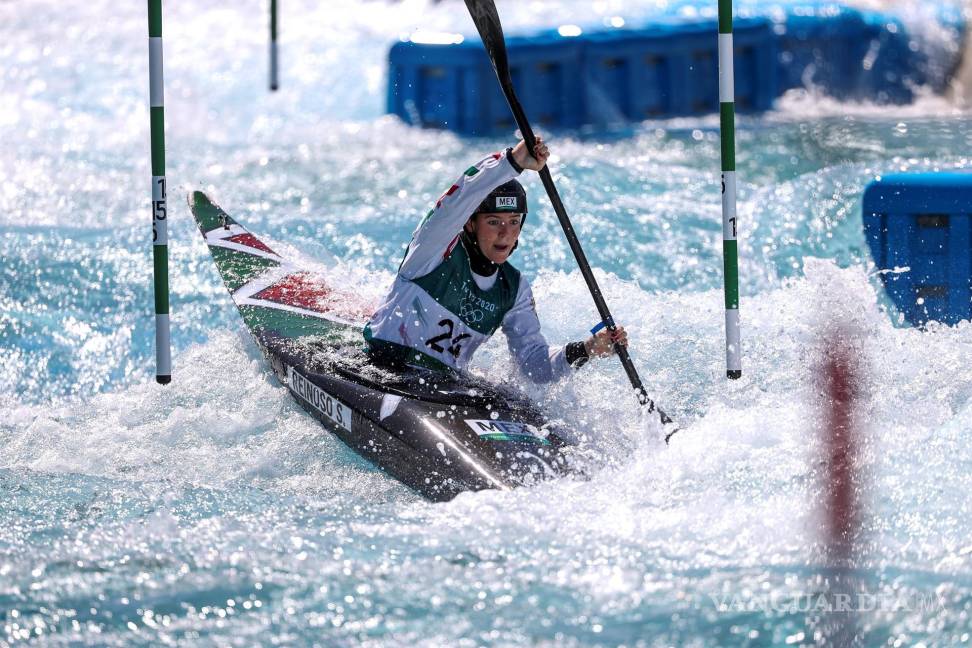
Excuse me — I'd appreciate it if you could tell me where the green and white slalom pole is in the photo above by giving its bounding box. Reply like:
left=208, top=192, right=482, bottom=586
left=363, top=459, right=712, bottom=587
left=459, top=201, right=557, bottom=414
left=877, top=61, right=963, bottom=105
left=148, top=0, right=171, bottom=384
left=718, top=0, right=742, bottom=380
left=269, top=0, right=279, bottom=91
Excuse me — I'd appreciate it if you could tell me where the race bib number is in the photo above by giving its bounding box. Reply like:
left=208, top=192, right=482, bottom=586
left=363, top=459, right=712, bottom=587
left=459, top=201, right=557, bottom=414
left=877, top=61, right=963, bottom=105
left=425, top=318, right=471, bottom=359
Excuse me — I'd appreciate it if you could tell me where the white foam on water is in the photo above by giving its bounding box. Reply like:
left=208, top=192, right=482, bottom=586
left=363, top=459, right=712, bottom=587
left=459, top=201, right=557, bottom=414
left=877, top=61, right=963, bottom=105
left=772, top=86, right=969, bottom=121
left=7, top=254, right=970, bottom=526
left=2, top=1, right=972, bottom=644
left=0, top=330, right=408, bottom=503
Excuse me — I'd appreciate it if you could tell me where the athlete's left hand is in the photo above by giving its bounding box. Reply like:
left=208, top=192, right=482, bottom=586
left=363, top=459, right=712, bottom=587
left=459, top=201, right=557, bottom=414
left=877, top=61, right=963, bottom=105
left=512, top=136, right=549, bottom=172
left=585, top=325, right=627, bottom=357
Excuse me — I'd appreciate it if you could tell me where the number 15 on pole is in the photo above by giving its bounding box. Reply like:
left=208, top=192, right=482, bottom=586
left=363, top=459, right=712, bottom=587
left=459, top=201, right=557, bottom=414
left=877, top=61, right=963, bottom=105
left=149, top=0, right=171, bottom=384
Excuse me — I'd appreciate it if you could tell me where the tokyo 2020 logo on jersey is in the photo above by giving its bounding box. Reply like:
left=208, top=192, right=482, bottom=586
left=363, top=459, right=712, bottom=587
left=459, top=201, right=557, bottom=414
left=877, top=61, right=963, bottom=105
left=456, top=282, right=497, bottom=325
left=458, top=299, right=484, bottom=323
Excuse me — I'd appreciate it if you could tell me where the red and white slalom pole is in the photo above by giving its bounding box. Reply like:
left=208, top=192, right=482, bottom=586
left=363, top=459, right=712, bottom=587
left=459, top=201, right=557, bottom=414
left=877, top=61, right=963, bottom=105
left=817, top=329, right=864, bottom=645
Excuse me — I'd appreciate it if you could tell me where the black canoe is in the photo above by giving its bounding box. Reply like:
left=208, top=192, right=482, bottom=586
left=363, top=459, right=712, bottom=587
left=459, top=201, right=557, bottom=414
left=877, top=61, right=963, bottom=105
left=190, top=191, right=580, bottom=501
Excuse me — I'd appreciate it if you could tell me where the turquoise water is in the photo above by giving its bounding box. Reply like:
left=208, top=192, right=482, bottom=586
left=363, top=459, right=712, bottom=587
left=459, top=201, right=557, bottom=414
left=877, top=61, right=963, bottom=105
left=3, top=1, right=972, bottom=645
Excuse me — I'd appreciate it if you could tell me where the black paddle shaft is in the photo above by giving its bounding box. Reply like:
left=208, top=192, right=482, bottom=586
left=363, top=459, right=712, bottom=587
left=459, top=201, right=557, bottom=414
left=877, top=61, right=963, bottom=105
left=464, top=0, right=671, bottom=424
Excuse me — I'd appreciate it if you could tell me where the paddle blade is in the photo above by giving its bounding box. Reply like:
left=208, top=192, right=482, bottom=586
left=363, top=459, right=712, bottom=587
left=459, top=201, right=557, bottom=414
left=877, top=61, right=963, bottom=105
left=463, top=0, right=509, bottom=82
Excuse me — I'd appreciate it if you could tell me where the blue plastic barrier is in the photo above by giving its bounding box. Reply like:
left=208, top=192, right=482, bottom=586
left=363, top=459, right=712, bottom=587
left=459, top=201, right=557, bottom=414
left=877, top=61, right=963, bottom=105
left=386, top=2, right=965, bottom=134
left=774, top=4, right=873, bottom=97
left=387, top=33, right=585, bottom=136
left=387, top=39, right=486, bottom=135
left=775, top=5, right=929, bottom=104
left=388, top=17, right=776, bottom=135
left=496, top=32, right=587, bottom=132
left=862, top=173, right=972, bottom=326
left=582, top=17, right=775, bottom=124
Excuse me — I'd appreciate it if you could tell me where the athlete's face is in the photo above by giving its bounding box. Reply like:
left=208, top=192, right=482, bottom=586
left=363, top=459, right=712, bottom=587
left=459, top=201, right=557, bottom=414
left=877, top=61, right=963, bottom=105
left=467, top=213, right=523, bottom=264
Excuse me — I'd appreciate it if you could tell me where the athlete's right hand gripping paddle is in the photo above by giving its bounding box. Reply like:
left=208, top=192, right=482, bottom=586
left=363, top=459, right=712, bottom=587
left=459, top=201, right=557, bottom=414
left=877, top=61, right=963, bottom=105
left=464, top=0, right=678, bottom=441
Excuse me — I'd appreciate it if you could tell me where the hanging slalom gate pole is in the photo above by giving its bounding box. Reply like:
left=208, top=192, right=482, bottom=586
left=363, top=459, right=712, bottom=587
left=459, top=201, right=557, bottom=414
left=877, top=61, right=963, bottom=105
left=269, top=0, right=279, bottom=91
left=718, top=0, right=742, bottom=379
left=148, top=0, right=171, bottom=384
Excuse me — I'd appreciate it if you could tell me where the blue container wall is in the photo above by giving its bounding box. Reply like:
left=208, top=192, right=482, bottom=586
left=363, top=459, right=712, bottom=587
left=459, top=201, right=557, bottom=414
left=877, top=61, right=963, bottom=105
left=858, top=11, right=928, bottom=104
left=387, top=37, right=586, bottom=135
left=388, top=17, right=776, bottom=134
left=775, top=6, right=929, bottom=104
left=387, top=41, right=491, bottom=135
left=863, top=174, right=972, bottom=326
left=472, top=35, right=587, bottom=134
left=582, top=18, right=775, bottom=123
left=774, top=7, right=872, bottom=96
left=386, top=3, right=964, bottom=135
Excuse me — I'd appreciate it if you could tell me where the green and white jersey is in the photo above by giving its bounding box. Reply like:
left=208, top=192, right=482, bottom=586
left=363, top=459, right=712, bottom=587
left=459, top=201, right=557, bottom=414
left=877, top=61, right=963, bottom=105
left=365, top=152, right=573, bottom=382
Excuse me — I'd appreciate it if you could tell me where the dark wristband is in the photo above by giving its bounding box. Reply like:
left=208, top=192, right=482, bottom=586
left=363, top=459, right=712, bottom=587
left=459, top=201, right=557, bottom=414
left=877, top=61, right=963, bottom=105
left=565, top=341, right=590, bottom=368
left=506, top=147, right=524, bottom=174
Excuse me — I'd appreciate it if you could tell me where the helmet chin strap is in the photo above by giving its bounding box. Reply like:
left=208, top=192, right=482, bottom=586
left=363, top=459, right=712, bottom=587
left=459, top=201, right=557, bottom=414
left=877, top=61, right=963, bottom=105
left=460, top=227, right=498, bottom=276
